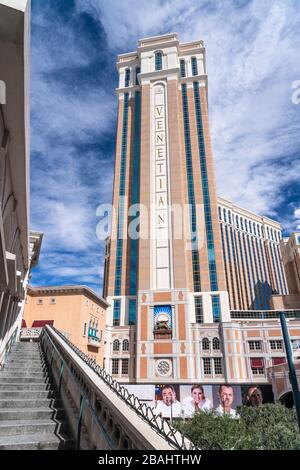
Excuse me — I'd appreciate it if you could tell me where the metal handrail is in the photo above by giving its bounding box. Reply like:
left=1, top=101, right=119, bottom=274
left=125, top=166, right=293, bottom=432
left=41, top=327, right=115, bottom=449
left=48, top=325, right=222, bottom=450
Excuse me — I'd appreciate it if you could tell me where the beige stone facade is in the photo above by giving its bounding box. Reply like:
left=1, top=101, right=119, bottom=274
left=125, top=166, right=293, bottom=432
left=24, top=286, right=109, bottom=365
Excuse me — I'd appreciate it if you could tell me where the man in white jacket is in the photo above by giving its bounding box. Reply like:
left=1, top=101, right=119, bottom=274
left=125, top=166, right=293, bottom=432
left=215, top=384, right=239, bottom=418
left=154, top=385, right=182, bottom=419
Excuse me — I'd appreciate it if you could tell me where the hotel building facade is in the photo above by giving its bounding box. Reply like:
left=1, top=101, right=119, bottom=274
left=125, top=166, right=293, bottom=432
left=103, top=33, right=300, bottom=405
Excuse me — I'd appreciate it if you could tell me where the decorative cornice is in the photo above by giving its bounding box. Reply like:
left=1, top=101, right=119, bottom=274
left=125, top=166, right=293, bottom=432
left=27, top=285, right=110, bottom=308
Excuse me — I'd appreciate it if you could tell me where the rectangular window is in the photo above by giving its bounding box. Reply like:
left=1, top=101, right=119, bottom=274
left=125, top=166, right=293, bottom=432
left=191, top=57, right=198, bottom=76
left=250, top=358, right=264, bottom=375
left=270, top=340, right=283, bottom=351
left=248, top=340, right=262, bottom=351
left=180, top=59, right=186, bottom=78
left=112, top=359, right=119, bottom=375
left=113, top=300, right=121, bottom=326
left=129, top=299, right=136, bottom=325
left=121, top=359, right=129, bottom=375
left=203, top=358, right=212, bottom=375
left=213, top=358, right=223, bottom=375
left=50, top=298, right=56, bottom=305
left=194, top=297, right=203, bottom=323
left=37, top=298, right=43, bottom=305
left=292, top=339, right=300, bottom=350
left=83, top=322, right=87, bottom=336
left=211, top=295, right=221, bottom=323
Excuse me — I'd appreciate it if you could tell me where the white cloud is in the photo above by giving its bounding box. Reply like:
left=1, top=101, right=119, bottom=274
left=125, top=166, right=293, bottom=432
left=30, top=0, right=300, bottom=290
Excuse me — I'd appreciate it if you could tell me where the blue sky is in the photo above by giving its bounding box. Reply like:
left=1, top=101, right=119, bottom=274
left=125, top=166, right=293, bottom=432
left=29, top=0, right=300, bottom=295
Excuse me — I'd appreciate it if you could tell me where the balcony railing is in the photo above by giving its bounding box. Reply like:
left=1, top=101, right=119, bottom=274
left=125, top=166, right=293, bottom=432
left=88, top=335, right=101, bottom=347
left=231, top=310, right=300, bottom=320
left=20, top=327, right=43, bottom=340
left=153, top=328, right=172, bottom=340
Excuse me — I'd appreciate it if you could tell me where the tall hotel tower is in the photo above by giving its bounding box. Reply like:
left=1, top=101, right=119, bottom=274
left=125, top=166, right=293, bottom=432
left=103, top=33, right=294, bottom=389
left=104, top=33, right=231, bottom=383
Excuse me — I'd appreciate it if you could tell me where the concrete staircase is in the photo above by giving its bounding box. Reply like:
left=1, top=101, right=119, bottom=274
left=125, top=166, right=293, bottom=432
left=0, top=341, right=74, bottom=450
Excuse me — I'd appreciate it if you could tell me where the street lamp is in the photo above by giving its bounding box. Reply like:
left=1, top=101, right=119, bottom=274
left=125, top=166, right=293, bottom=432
left=279, top=312, right=300, bottom=432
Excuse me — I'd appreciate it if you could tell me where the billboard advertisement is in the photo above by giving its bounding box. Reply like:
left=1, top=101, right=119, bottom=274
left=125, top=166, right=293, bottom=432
left=124, top=383, right=274, bottom=419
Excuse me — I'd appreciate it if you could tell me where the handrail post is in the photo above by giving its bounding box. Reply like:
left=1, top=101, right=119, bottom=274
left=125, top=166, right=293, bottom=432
left=58, top=361, right=64, bottom=395
left=76, top=395, right=85, bottom=450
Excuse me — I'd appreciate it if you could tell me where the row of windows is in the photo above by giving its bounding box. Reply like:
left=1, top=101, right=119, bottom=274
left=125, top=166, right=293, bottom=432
left=193, top=81, right=218, bottom=292
left=37, top=298, right=56, bottom=305
left=248, top=339, right=300, bottom=352
left=219, top=207, right=281, bottom=242
left=114, top=93, right=129, bottom=299
left=129, top=89, right=141, bottom=300
left=222, top=223, right=287, bottom=310
left=202, top=337, right=221, bottom=351
left=181, top=83, right=201, bottom=292
left=180, top=57, right=198, bottom=77
left=113, top=339, right=130, bottom=352
left=112, top=358, right=129, bottom=375
left=123, top=54, right=199, bottom=87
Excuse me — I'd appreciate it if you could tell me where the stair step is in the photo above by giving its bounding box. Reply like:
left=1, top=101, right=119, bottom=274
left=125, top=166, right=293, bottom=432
left=0, top=407, right=66, bottom=421
left=0, top=398, right=61, bottom=409
left=0, top=376, right=52, bottom=383
left=0, top=382, right=54, bottom=391
left=0, top=432, right=73, bottom=450
left=0, top=419, right=68, bottom=437
left=0, top=390, right=56, bottom=399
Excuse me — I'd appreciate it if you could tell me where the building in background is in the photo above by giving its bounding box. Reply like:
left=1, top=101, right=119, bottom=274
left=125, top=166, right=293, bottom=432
left=0, top=0, right=35, bottom=367
left=218, top=197, right=288, bottom=311
left=281, top=233, right=300, bottom=295
left=102, top=33, right=300, bottom=406
left=24, top=286, right=109, bottom=365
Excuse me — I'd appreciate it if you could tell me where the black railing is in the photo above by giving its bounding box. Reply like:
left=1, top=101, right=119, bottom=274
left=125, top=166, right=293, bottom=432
left=231, top=310, right=300, bottom=320
left=47, top=325, right=222, bottom=450
left=41, top=327, right=114, bottom=450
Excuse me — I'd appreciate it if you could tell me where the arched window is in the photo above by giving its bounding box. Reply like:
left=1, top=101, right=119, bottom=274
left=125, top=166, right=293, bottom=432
left=240, top=217, right=244, bottom=230
left=123, top=339, right=129, bottom=352
left=213, top=337, right=220, bottom=350
left=180, top=59, right=186, bottom=78
left=125, top=68, right=130, bottom=87
left=236, top=216, right=239, bottom=229
left=249, top=221, right=252, bottom=234
left=245, top=220, right=249, bottom=232
left=113, top=340, right=120, bottom=352
left=228, top=211, right=232, bottom=224
left=218, top=207, right=222, bottom=220
left=155, top=52, right=162, bottom=71
left=191, top=57, right=198, bottom=76
left=135, top=66, right=140, bottom=85
left=202, top=338, right=210, bottom=351
left=223, top=209, right=227, bottom=223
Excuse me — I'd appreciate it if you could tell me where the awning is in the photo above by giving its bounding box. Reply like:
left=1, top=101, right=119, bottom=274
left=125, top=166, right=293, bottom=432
left=250, top=358, right=264, bottom=368
left=272, top=357, right=286, bottom=366
left=31, top=320, right=54, bottom=328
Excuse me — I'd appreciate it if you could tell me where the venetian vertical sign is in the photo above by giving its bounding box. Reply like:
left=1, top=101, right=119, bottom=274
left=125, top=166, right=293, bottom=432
left=153, top=84, right=171, bottom=289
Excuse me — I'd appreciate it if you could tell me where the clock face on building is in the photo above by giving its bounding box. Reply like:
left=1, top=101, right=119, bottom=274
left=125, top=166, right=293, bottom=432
left=155, top=359, right=172, bottom=377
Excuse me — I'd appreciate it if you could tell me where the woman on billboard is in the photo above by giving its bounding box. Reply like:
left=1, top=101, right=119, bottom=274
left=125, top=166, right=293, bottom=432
left=182, top=384, right=213, bottom=417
